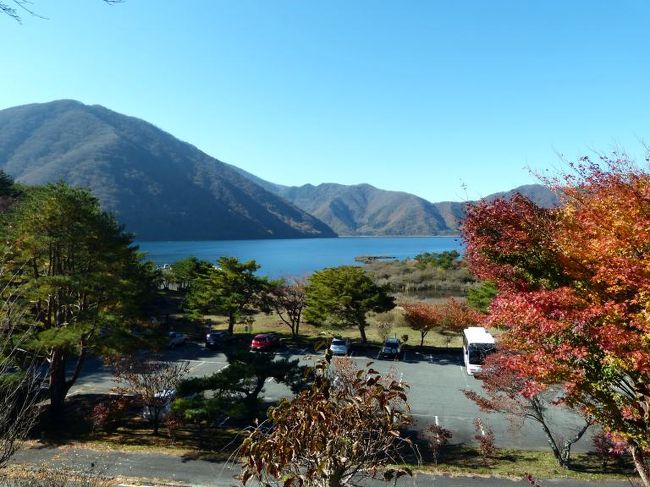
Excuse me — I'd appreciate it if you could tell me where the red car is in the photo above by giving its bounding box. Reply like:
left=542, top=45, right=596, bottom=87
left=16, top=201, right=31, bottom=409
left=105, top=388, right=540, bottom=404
left=250, top=333, right=278, bottom=352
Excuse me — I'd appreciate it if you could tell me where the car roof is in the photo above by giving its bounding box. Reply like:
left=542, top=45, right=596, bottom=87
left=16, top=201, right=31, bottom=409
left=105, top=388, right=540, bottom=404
left=385, top=338, right=400, bottom=344
left=254, top=333, right=273, bottom=339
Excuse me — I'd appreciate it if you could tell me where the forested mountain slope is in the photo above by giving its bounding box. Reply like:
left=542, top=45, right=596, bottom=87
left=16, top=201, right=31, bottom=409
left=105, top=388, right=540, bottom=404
left=0, top=100, right=336, bottom=240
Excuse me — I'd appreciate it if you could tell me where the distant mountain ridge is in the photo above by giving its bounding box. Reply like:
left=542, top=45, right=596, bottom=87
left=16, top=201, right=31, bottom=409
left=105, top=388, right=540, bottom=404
left=229, top=166, right=559, bottom=236
left=0, top=100, right=559, bottom=240
left=0, top=100, right=336, bottom=240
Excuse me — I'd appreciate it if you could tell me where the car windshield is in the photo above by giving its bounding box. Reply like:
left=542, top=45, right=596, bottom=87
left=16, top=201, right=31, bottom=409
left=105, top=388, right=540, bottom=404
left=332, top=339, right=345, bottom=346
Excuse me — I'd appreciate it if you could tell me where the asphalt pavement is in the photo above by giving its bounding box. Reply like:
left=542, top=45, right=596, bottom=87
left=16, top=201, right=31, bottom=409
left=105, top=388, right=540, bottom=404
left=11, top=445, right=633, bottom=487
left=67, top=341, right=594, bottom=452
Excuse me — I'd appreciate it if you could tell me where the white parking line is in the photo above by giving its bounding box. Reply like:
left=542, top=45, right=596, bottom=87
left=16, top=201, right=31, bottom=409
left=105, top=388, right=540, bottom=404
left=410, top=413, right=477, bottom=421
left=188, top=361, right=205, bottom=372
left=185, top=359, right=227, bottom=365
left=459, top=365, right=471, bottom=388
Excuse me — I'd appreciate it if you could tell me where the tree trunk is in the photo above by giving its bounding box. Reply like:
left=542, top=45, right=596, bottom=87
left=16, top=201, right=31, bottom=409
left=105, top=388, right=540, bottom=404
left=152, top=412, right=160, bottom=436
left=535, top=409, right=566, bottom=468
left=420, top=332, right=425, bottom=347
left=327, top=467, right=345, bottom=487
left=559, top=420, right=591, bottom=469
left=227, top=313, right=235, bottom=334
left=49, top=350, right=68, bottom=420
left=631, top=443, right=650, bottom=487
left=358, top=324, right=367, bottom=344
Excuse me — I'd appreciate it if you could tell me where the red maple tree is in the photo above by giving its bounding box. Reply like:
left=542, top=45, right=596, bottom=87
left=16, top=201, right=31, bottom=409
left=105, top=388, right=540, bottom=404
left=461, top=156, right=650, bottom=485
left=402, top=298, right=479, bottom=347
left=401, top=302, right=442, bottom=347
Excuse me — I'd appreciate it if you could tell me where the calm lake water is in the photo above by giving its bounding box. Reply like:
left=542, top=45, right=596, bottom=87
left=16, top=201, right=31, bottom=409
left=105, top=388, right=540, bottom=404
left=137, top=236, right=464, bottom=278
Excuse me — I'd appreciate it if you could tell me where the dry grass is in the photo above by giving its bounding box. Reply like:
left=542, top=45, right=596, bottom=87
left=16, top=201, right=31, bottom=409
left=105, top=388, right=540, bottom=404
left=31, top=394, right=242, bottom=462
left=415, top=446, right=638, bottom=483
left=199, top=308, right=464, bottom=348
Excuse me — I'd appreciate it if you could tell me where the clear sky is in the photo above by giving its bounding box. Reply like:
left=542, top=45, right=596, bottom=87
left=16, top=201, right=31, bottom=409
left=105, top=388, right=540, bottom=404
left=1, top=0, right=648, bottom=202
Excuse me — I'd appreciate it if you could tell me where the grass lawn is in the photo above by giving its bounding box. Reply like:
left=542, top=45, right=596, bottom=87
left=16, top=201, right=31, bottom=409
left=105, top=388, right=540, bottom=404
left=416, top=446, right=637, bottom=482
left=196, top=307, right=465, bottom=349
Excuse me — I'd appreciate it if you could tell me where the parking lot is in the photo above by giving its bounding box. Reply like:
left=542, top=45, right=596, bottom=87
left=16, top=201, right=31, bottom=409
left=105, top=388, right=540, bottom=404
left=69, top=340, right=593, bottom=452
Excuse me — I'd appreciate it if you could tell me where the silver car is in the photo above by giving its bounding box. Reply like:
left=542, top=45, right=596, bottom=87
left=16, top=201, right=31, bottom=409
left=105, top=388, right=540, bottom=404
left=168, top=331, right=188, bottom=349
left=329, top=337, right=350, bottom=356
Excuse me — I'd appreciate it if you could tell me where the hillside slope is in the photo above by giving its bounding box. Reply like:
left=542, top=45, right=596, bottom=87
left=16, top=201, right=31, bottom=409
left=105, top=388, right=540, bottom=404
left=276, top=183, right=459, bottom=235
left=229, top=165, right=559, bottom=235
left=0, top=100, right=336, bottom=240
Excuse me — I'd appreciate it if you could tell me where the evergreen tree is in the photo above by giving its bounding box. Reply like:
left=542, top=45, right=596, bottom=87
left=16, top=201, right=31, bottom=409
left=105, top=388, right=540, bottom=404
left=304, top=266, right=394, bottom=343
left=185, top=257, right=269, bottom=334
left=176, top=349, right=305, bottom=420
left=0, top=183, right=154, bottom=418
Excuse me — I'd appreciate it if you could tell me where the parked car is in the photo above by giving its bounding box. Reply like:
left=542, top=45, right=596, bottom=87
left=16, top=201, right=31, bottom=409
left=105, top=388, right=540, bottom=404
left=205, top=331, right=228, bottom=349
left=379, top=337, right=402, bottom=359
left=329, top=337, right=350, bottom=356
left=142, top=388, right=176, bottom=422
left=168, top=331, right=188, bottom=349
left=250, top=333, right=278, bottom=352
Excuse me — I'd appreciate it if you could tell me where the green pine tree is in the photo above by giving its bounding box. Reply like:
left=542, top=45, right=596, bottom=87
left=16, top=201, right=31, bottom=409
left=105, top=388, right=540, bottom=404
left=304, top=266, right=394, bottom=343
left=1, top=183, right=156, bottom=419
left=184, top=257, right=269, bottom=334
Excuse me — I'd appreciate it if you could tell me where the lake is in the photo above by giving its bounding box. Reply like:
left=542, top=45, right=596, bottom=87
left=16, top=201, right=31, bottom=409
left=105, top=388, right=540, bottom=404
left=137, top=236, right=463, bottom=278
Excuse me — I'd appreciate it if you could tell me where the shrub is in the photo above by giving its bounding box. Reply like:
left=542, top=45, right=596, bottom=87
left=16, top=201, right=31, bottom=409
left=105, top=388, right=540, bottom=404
left=473, top=418, right=497, bottom=466
left=592, top=431, right=627, bottom=470
left=423, top=423, right=452, bottom=464
left=91, top=396, right=130, bottom=433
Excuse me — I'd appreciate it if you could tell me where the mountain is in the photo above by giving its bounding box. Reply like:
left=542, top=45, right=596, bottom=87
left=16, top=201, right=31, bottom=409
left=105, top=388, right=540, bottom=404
left=0, top=100, right=336, bottom=240
left=229, top=167, right=559, bottom=235
left=482, top=184, right=560, bottom=208
left=275, top=183, right=460, bottom=236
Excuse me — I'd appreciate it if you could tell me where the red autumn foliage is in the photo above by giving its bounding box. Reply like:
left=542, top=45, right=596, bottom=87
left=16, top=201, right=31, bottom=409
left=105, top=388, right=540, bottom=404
left=473, top=417, right=497, bottom=465
left=461, top=155, right=650, bottom=485
left=592, top=430, right=627, bottom=469
left=91, top=396, right=131, bottom=433
left=401, top=302, right=442, bottom=346
left=402, top=298, right=480, bottom=347
left=422, top=423, right=452, bottom=464
left=438, top=297, right=481, bottom=333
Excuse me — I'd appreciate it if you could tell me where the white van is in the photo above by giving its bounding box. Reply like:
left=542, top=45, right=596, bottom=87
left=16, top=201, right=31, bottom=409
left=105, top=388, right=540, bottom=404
left=462, top=327, right=496, bottom=375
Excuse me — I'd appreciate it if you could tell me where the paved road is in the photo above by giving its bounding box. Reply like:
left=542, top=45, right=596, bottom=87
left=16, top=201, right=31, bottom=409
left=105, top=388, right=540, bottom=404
left=11, top=446, right=632, bottom=487
left=68, top=342, right=593, bottom=452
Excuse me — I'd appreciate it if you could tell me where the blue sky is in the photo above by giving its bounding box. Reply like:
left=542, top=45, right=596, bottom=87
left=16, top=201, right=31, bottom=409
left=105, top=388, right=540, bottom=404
left=1, top=0, right=648, bottom=201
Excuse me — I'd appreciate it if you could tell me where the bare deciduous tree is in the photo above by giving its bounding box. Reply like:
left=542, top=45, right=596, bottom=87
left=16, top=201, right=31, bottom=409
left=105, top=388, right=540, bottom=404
left=267, top=278, right=306, bottom=338
left=464, top=353, right=592, bottom=469
left=0, top=266, right=43, bottom=470
left=113, top=355, right=189, bottom=435
left=0, top=0, right=122, bottom=23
